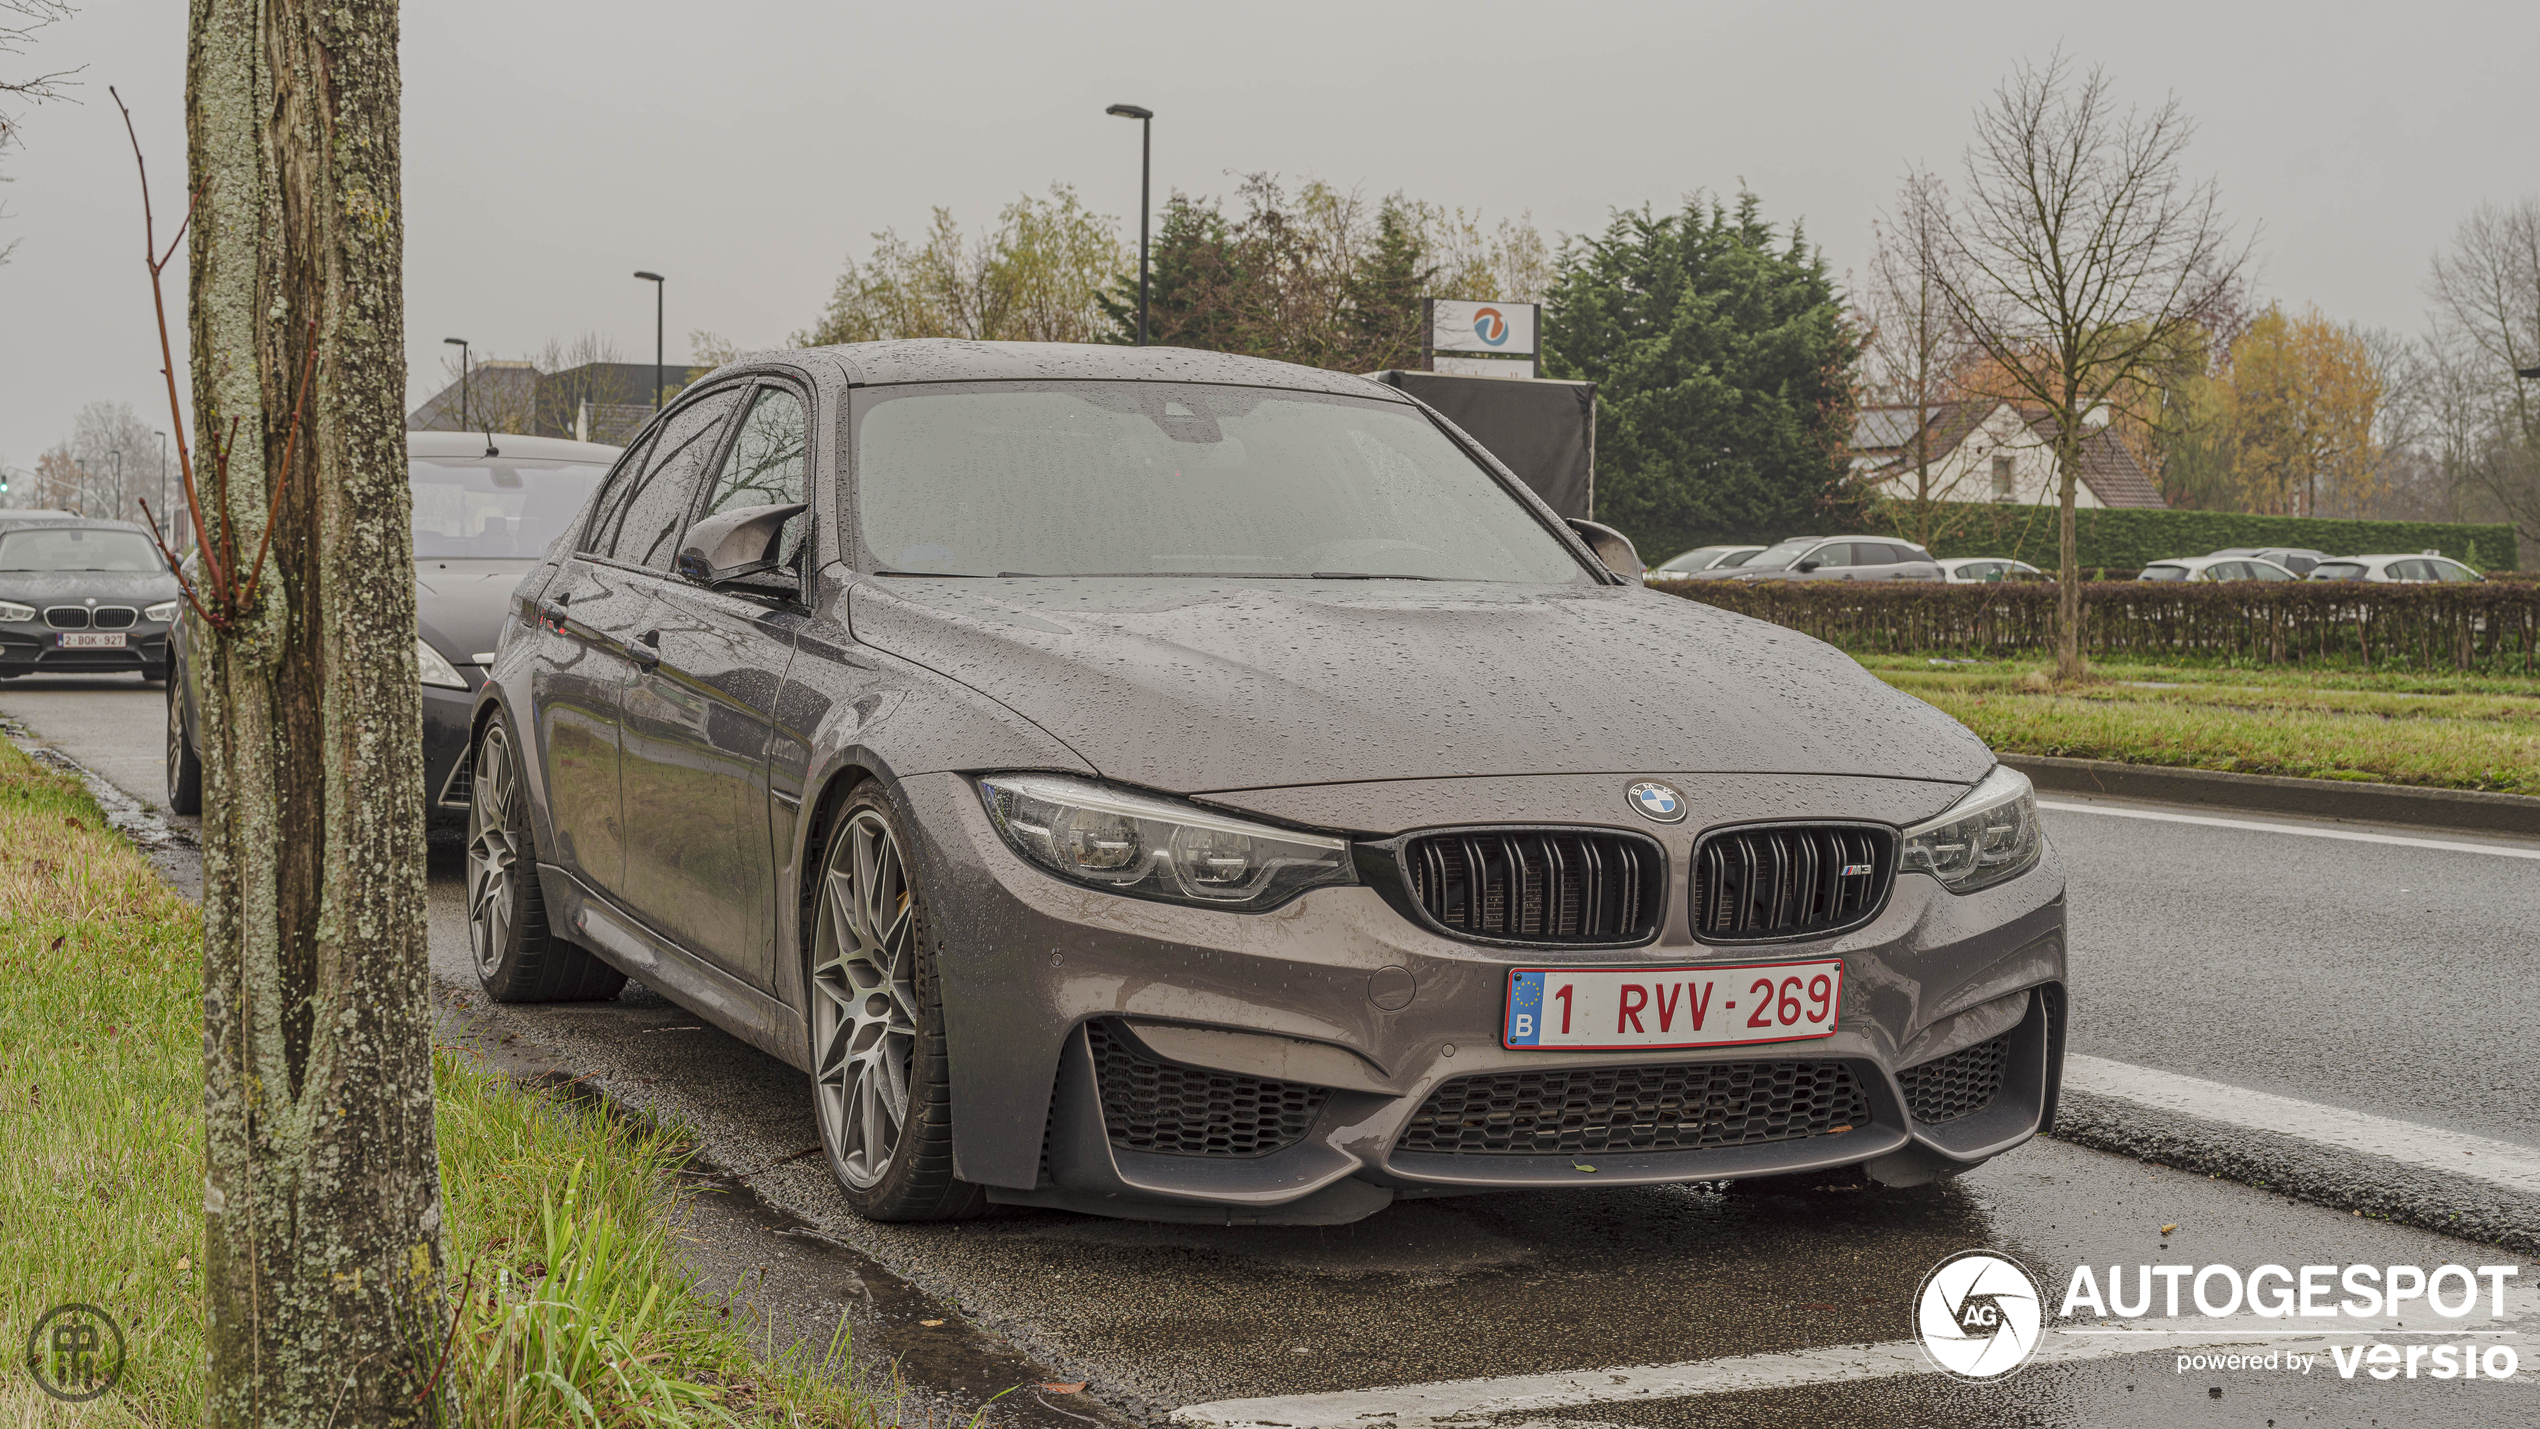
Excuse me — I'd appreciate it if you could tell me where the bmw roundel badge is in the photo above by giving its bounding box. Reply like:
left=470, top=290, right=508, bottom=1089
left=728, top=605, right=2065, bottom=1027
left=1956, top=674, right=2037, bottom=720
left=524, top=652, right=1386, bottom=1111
left=1626, top=780, right=1687, bottom=823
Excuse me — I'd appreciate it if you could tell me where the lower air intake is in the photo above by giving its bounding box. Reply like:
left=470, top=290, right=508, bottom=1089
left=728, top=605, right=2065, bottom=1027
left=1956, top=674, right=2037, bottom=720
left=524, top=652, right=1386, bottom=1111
left=1397, top=1060, right=1871, bottom=1156
left=1898, top=1034, right=2011, bottom=1125
left=1085, top=1020, right=1326, bottom=1159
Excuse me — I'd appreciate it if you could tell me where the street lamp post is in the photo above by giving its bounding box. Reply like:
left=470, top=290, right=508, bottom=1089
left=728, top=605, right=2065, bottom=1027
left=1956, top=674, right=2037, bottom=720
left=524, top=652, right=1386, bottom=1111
left=634, top=272, right=666, bottom=411
left=1105, top=103, right=1153, bottom=346
left=443, top=336, right=471, bottom=429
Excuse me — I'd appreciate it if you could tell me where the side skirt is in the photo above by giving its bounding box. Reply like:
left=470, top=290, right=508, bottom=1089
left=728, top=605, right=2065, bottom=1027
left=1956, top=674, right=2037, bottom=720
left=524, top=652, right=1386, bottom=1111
left=536, top=862, right=812, bottom=1074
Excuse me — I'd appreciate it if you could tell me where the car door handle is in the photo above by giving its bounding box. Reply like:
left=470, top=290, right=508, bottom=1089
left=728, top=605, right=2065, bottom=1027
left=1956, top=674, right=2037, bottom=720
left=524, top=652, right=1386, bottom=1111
left=624, top=630, right=660, bottom=671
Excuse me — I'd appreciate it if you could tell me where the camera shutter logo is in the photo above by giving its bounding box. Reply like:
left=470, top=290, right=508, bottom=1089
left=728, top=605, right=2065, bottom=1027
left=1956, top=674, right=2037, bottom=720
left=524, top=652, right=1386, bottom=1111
left=1915, top=1251, right=2042, bottom=1380
left=27, top=1303, right=125, bottom=1403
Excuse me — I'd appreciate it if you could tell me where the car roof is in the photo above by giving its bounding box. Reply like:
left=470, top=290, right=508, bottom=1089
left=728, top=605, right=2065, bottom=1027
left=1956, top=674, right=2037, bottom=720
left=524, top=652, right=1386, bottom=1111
left=407, top=431, right=623, bottom=463
left=2340, top=553, right=2457, bottom=563
left=0, top=515, right=154, bottom=536
left=791, top=338, right=1414, bottom=398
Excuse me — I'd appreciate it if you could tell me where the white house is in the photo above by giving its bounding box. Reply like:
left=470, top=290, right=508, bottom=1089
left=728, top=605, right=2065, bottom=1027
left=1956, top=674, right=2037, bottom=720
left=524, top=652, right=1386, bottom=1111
left=1852, top=400, right=2167, bottom=510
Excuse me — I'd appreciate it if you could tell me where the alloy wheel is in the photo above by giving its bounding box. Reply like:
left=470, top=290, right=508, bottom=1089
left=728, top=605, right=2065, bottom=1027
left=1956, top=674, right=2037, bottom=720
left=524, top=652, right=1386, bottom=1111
left=164, top=686, right=185, bottom=796
left=811, top=808, right=920, bottom=1189
left=466, top=723, right=520, bottom=977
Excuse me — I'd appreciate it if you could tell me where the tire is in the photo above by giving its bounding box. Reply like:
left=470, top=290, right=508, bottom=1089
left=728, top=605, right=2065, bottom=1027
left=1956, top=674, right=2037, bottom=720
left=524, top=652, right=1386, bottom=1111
left=165, top=680, right=202, bottom=816
left=808, top=786, right=985, bottom=1222
left=467, top=714, right=626, bottom=1003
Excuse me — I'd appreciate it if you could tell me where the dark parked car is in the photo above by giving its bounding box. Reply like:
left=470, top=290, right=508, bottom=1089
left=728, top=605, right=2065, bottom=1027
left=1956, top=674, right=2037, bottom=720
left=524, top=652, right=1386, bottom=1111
left=0, top=517, right=183, bottom=684
left=465, top=341, right=2067, bottom=1226
left=166, top=431, right=619, bottom=817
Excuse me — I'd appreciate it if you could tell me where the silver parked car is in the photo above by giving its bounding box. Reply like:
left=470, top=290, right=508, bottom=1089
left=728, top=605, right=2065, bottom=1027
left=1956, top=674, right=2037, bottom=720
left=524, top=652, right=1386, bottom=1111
left=1724, top=535, right=1942, bottom=582
left=2209, top=546, right=2328, bottom=576
left=1938, top=557, right=2049, bottom=584
left=467, top=341, right=2068, bottom=1226
left=2306, top=554, right=2484, bottom=583
left=2138, top=555, right=2300, bottom=583
left=1645, top=544, right=1765, bottom=585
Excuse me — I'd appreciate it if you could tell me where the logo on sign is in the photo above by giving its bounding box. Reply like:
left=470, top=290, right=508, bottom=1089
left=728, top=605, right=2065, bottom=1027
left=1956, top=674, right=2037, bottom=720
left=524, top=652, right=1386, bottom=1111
left=1916, top=1252, right=2043, bottom=1381
left=1626, top=780, right=1686, bottom=823
left=1472, top=306, right=1510, bottom=346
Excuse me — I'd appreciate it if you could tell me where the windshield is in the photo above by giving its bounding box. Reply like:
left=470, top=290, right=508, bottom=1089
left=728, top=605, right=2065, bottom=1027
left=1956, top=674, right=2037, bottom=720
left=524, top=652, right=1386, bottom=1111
left=1714, top=548, right=1761, bottom=567
left=0, top=527, right=164, bottom=572
left=410, top=456, right=608, bottom=559
left=853, top=382, right=1588, bottom=582
left=1739, top=539, right=1821, bottom=572
left=2309, top=562, right=2366, bottom=581
left=2139, top=564, right=2191, bottom=582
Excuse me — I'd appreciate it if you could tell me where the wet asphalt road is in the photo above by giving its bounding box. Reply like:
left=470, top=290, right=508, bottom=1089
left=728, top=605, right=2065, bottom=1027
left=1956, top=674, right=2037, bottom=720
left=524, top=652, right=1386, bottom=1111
left=10, top=670, right=2540, bottom=1427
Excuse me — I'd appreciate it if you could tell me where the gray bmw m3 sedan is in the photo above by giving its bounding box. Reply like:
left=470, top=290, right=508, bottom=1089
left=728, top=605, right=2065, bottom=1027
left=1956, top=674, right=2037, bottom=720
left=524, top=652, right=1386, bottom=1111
left=469, top=341, right=2067, bottom=1225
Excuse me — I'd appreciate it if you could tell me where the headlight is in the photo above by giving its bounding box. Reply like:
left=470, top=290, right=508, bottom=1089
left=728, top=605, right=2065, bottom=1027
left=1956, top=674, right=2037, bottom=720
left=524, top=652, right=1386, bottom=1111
left=1900, top=765, right=2044, bottom=893
left=0, top=600, right=33, bottom=622
left=416, top=638, right=470, bottom=689
left=978, top=773, right=1356, bottom=910
left=144, top=600, right=181, bottom=623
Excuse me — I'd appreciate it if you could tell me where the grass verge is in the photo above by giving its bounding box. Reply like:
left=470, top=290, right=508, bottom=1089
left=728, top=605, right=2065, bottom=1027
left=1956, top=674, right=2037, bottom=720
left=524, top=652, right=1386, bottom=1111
left=1861, top=656, right=2540, bottom=794
left=0, top=738, right=892, bottom=1425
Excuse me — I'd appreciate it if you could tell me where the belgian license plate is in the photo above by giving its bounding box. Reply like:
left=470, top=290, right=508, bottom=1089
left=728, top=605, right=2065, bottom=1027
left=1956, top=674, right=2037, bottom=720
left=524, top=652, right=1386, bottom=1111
left=57, top=632, right=125, bottom=649
left=1503, top=959, right=1843, bottom=1051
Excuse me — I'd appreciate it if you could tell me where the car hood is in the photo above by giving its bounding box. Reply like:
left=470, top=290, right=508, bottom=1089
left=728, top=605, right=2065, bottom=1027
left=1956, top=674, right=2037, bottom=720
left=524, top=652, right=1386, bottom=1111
left=0, top=569, right=182, bottom=604
left=848, top=578, right=1993, bottom=794
left=415, top=558, right=539, bottom=662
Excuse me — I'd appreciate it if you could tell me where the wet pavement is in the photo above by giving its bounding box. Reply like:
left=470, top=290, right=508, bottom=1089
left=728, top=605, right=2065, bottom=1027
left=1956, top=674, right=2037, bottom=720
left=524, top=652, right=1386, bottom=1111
left=11, top=671, right=2539, bottom=1427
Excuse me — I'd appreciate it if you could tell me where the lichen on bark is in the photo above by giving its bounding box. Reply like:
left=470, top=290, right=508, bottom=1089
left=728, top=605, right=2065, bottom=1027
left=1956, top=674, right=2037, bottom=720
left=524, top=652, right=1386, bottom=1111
left=189, top=1, right=441, bottom=1422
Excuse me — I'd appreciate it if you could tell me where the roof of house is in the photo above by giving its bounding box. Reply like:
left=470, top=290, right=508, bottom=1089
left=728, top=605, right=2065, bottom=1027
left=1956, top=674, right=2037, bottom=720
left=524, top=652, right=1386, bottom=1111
left=1850, top=399, right=2166, bottom=510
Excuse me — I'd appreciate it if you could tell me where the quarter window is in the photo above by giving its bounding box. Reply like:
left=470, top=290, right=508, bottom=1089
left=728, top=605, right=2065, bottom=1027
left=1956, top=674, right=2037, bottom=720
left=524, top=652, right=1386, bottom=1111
left=585, top=387, right=747, bottom=570
left=699, top=386, right=812, bottom=573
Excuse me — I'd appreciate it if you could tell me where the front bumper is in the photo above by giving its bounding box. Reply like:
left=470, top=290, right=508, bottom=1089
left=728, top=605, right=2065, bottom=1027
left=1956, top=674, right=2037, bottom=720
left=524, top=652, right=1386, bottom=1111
left=898, top=770, right=2069, bottom=1225
left=0, top=625, right=171, bottom=676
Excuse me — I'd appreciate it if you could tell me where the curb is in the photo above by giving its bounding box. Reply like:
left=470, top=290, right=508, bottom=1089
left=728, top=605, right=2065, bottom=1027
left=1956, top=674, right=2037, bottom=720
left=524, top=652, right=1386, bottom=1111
left=2002, top=753, right=2540, bottom=837
left=2052, top=1088, right=2540, bottom=1256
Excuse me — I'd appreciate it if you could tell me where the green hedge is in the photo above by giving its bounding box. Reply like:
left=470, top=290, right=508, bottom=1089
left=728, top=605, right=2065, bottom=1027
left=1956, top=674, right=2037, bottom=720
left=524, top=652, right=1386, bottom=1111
left=1663, top=580, right=2540, bottom=673
left=1858, top=505, right=2520, bottom=573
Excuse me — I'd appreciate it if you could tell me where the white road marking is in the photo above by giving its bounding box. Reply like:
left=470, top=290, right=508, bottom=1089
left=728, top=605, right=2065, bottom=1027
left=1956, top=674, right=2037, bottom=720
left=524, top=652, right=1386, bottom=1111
left=2035, top=798, right=2540, bottom=859
left=1174, top=1307, right=2535, bottom=1428
left=2064, top=1055, right=2540, bottom=1195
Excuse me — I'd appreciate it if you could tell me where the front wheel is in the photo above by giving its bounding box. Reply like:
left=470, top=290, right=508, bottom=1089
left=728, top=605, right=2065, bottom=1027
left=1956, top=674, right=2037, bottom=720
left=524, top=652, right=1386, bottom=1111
left=467, top=714, right=626, bottom=1003
left=809, top=788, right=984, bottom=1222
left=165, top=681, right=202, bottom=815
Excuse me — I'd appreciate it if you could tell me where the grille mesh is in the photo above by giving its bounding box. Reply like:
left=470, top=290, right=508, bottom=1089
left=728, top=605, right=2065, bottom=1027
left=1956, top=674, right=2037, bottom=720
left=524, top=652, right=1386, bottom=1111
left=92, top=606, right=137, bottom=630
left=1401, top=829, right=1661, bottom=945
left=1398, top=1060, right=1871, bottom=1156
left=1086, top=1020, right=1326, bottom=1159
left=1693, top=825, right=1895, bottom=942
left=43, top=607, right=89, bottom=630
left=1898, top=1034, right=2011, bottom=1125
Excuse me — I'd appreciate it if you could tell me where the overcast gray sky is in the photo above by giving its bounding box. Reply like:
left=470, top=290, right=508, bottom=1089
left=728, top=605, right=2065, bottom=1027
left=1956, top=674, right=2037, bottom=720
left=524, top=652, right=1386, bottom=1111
left=3, top=0, right=2531, bottom=474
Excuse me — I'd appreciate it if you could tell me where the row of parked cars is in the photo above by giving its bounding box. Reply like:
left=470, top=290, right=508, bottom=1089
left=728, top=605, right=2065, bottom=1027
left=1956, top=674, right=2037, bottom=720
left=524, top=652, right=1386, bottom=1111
left=1648, top=538, right=2488, bottom=587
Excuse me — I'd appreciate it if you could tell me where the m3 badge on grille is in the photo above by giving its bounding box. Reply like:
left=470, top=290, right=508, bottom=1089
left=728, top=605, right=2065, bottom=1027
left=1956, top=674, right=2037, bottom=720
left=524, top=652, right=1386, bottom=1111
left=1626, top=780, right=1686, bottom=823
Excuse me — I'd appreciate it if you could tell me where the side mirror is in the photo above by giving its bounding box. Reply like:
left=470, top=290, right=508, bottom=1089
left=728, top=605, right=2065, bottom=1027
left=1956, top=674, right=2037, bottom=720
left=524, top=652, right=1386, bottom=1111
left=675, top=502, right=807, bottom=587
left=1795, top=558, right=1822, bottom=573
left=1565, top=518, right=1642, bottom=582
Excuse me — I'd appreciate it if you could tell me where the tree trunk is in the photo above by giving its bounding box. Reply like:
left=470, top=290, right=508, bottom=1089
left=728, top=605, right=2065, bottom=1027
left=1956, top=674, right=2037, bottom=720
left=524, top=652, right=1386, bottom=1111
left=2055, top=426, right=2085, bottom=683
left=190, top=1, right=440, bottom=1423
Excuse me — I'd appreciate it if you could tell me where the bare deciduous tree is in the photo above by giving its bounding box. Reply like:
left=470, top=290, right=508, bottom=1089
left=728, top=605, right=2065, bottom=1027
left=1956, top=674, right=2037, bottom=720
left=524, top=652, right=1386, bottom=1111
left=1865, top=170, right=1984, bottom=548
left=1911, top=54, right=2246, bottom=680
left=0, top=0, right=79, bottom=263
left=2424, top=197, right=2540, bottom=557
left=172, top=0, right=442, bottom=1416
